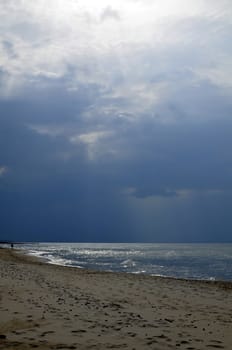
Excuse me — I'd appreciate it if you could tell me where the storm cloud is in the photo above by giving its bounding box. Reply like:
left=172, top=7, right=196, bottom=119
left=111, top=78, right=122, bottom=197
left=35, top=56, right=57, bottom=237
left=1, top=0, right=232, bottom=242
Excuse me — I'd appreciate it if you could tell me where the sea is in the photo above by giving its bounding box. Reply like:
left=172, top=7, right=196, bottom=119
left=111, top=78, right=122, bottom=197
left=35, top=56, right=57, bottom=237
left=19, top=243, right=232, bottom=282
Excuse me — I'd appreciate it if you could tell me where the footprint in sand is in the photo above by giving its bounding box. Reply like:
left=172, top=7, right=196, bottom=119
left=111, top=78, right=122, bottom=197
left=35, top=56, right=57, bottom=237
left=206, top=345, right=225, bottom=349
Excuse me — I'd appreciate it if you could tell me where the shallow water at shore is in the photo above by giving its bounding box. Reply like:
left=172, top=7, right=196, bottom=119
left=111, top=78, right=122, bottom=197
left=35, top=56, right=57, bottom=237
left=18, top=243, right=232, bottom=281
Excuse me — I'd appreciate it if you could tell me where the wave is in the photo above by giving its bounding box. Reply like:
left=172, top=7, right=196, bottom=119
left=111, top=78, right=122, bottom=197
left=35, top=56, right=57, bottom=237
left=18, top=243, right=232, bottom=281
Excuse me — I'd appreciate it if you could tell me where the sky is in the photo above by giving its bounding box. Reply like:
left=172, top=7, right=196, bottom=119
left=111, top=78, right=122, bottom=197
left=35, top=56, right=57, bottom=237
left=1, top=0, right=232, bottom=242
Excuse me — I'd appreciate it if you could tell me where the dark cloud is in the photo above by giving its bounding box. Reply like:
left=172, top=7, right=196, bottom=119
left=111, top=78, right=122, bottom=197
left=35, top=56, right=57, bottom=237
left=1, top=77, right=232, bottom=243
left=1, top=0, right=232, bottom=242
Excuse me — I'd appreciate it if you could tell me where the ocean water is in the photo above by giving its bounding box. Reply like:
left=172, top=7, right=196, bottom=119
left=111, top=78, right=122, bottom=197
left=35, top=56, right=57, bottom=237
left=19, top=243, right=232, bottom=282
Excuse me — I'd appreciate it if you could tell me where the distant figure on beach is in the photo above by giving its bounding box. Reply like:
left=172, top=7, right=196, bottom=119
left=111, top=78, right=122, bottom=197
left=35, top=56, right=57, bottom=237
left=11, top=243, right=14, bottom=249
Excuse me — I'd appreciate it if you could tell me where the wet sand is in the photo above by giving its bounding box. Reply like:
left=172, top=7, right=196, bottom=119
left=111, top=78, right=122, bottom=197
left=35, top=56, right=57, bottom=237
left=0, top=248, right=231, bottom=349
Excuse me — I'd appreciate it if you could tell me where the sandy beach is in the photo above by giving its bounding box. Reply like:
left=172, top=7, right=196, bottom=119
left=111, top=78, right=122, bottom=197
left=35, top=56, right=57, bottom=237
left=0, top=248, right=231, bottom=349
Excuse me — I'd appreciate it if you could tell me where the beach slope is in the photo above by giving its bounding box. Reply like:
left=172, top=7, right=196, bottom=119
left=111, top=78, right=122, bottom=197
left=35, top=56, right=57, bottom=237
left=0, top=248, right=231, bottom=349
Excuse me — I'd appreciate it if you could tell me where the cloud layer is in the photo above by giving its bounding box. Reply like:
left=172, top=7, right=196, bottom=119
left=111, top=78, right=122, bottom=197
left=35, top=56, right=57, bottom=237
left=1, top=0, right=232, bottom=242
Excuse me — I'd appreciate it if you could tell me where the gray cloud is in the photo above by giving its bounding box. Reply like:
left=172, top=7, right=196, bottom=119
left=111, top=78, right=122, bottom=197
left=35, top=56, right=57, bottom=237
left=100, top=7, right=121, bottom=22
left=0, top=166, right=8, bottom=177
left=1, top=0, right=232, bottom=242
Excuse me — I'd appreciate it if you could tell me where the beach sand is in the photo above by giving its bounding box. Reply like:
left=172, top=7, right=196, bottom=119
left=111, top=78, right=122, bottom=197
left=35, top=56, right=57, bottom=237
left=0, top=248, right=231, bottom=350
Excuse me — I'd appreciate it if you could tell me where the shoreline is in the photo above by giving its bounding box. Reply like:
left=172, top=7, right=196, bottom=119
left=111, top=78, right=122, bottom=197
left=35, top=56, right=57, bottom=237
left=0, top=248, right=232, bottom=349
left=16, top=247, right=232, bottom=289
left=11, top=242, right=232, bottom=284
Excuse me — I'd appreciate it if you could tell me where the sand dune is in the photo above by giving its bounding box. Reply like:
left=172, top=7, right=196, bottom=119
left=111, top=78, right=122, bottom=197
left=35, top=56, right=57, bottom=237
left=0, top=248, right=231, bottom=349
